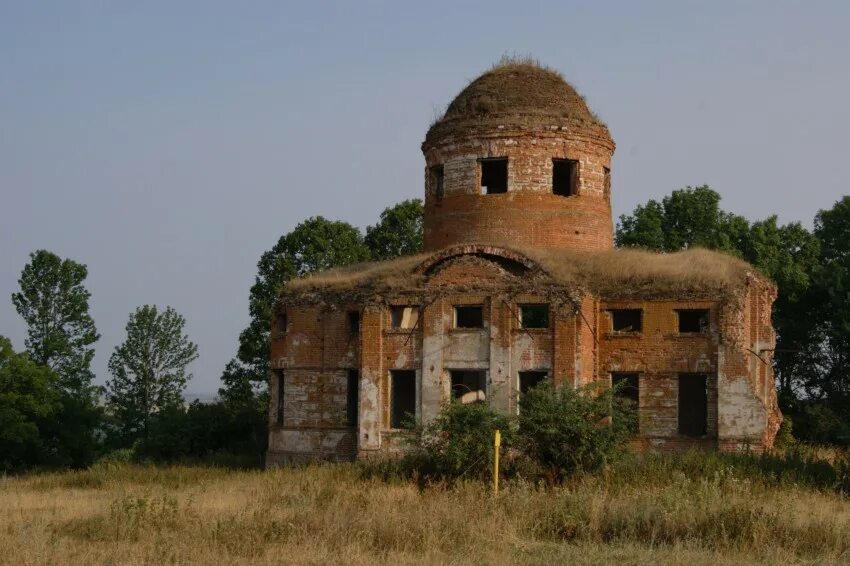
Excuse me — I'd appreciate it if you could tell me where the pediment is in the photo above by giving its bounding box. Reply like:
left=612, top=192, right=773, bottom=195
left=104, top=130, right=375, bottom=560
left=425, top=253, right=529, bottom=289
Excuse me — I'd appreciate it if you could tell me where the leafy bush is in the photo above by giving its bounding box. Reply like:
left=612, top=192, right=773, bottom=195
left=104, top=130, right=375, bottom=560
left=366, top=381, right=635, bottom=485
left=399, top=401, right=512, bottom=483
left=773, top=415, right=796, bottom=449
left=130, top=400, right=266, bottom=468
left=517, top=381, right=633, bottom=482
left=791, top=403, right=850, bottom=446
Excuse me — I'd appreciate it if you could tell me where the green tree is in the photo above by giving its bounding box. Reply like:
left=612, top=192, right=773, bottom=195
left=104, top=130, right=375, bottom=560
left=11, top=250, right=99, bottom=394
left=616, top=186, right=749, bottom=253
left=615, top=200, right=666, bottom=250
left=0, top=336, right=60, bottom=472
left=365, top=198, right=424, bottom=260
left=742, top=217, right=821, bottom=402
left=235, top=217, right=370, bottom=382
left=107, top=305, right=199, bottom=442
left=11, top=250, right=102, bottom=468
left=807, top=197, right=850, bottom=408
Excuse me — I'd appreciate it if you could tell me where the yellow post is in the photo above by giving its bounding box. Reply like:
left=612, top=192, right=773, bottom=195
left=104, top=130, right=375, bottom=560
left=493, top=429, right=501, bottom=496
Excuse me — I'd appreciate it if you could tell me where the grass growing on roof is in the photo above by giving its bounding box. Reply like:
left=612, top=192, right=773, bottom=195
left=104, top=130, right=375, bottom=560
left=282, top=245, right=766, bottom=304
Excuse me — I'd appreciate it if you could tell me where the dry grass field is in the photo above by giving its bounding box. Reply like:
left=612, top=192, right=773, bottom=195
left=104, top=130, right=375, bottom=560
left=1, top=454, right=849, bottom=565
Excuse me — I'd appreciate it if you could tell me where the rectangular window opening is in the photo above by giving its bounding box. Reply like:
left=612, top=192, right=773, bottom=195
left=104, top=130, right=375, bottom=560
left=612, top=372, right=639, bottom=433
left=612, top=373, right=639, bottom=405
left=390, top=306, right=419, bottom=329
left=451, top=370, right=487, bottom=404
left=518, top=371, right=548, bottom=396
left=552, top=159, right=578, bottom=196
left=520, top=304, right=549, bottom=329
left=603, top=166, right=611, bottom=200
left=390, top=370, right=416, bottom=429
left=610, top=309, right=642, bottom=333
left=480, top=158, right=507, bottom=194
left=678, top=373, right=708, bottom=437
left=346, top=369, right=359, bottom=427
left=275, top=312, right=288, bottom=335
left=275, top=370, right=285, bottom=425
left=431, top=165, right=444, bottom=200
left=454, top=305, right=483, bottom=328
left=678, top=309, right=709, bottom=333
left=347, top=311, right=360, bottom=333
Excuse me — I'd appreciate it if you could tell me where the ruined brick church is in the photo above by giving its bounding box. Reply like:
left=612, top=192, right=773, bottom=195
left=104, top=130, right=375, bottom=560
left=267, top=62, right=781, bottom=465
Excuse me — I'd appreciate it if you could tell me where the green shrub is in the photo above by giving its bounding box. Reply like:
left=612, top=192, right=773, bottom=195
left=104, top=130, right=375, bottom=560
left=773, top=415, right=796, bottom=449
left=792, top=403, right=850, bottom=446
left=517, top=381, right=633, bottom=482
left=405, top=401, right=512, bottom=483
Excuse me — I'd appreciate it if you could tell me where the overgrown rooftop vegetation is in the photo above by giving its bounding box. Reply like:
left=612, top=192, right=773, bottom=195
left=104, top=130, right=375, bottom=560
left=425, top=55, right=611, bottom=146
left=282, top=245, right=765, bottom=305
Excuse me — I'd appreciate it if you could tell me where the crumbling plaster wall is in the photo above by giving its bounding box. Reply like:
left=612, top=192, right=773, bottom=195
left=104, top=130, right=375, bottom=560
left=716, top=278, right=781, bottom=451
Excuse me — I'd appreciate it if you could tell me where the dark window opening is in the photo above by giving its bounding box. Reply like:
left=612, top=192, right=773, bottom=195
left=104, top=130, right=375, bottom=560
left=275, top=370, right=285, bottom=425
left=275, top=312, right=288, bottom=335
left=603, top=166, right=611, bottom=200
left=346, top=369, right=359, bottom=427
left=454, top=305, right=483, bottom=328
left=610, top=309, right=642, bottom=333
left=451, top=370, right=487, bottom=403
left=612, top=373, right=639, bottom=405
left=678, top=309, right=709, bottom=333
left=391, top=306, right=419, bottom=329
left=520, top=304, right=549, bottom=329
left=678, top=373, right=708, bottom=437
left=390, top=370, right=416, bottom=428
left=519, top=371, right=548, bottom=395
left=431, top=165, right=444, bottom=200
left=480, top=158, right=508, bottom=194
left=347, top=311, right=360, bottom=333
left=613, top=372, right=639, bottom=433
left=552, top=159, right=578, bottom=196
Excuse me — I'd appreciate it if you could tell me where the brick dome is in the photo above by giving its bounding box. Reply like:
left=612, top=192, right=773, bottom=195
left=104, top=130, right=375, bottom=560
left=421, top=61, right=616, bottom=253
left=424, top=62, right=612, bottom=148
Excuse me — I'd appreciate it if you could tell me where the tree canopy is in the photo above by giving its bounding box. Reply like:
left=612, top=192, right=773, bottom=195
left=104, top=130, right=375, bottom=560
left=107, top=305, right=199, bottom=442
left=0, top=336, right=60, bottom=472
left=365, top=198, right=424, bottom=260
left=11, top=250, right=100, bottom=394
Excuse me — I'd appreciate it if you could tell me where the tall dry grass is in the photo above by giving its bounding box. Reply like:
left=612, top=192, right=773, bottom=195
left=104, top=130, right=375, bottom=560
left=1, top=453, right=849, bottom=565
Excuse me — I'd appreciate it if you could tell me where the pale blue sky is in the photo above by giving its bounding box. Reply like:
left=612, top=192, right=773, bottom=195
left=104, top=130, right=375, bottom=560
left=2, top=1, right=849, bottom=394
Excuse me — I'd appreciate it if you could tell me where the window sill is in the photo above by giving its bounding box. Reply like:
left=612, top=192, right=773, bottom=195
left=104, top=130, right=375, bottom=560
left=605, top=332, right=642, bottom=339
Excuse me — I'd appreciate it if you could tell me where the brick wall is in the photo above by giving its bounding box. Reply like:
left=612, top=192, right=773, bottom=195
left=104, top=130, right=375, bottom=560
left=269, top=254, right=780, bottom=462
left=266, top=305, right=360, bottom=465
left=599, top=299, right=720, bottom=449
left=422, top=132, right=614, bottom=252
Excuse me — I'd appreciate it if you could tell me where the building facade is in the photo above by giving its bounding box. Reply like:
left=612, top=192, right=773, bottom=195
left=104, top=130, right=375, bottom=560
left=266, top=63, right=782, bottom=465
